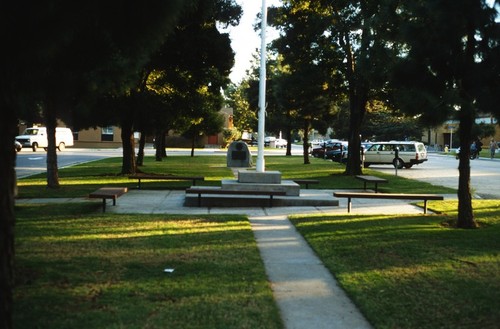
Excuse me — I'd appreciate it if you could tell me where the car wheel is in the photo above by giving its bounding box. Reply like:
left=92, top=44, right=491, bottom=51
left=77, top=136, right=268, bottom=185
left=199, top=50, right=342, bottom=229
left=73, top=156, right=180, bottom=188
left=58, top=142, right=65, bottom=151
left=32, top=143, right=38, bottom=152
left=363, top=163, right=371, bottom=168
left=393, top=158, right=404, bottom=169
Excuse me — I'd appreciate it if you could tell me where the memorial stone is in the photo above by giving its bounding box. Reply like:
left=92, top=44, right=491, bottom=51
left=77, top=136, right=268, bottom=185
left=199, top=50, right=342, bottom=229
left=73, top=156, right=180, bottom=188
left=227, top=141, right=253, bottom=167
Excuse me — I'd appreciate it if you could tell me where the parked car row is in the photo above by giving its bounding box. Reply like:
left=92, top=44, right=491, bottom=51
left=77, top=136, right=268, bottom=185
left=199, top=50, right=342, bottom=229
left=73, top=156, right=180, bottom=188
left=311, top=140, right=428, bottom=169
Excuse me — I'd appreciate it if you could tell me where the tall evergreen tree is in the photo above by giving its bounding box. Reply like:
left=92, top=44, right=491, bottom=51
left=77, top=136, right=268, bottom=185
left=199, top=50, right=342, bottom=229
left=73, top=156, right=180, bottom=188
left=391, top=0, right=500, bottom=228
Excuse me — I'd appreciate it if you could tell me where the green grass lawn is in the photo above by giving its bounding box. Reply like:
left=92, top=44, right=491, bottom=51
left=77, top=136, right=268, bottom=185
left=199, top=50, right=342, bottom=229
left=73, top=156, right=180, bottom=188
left=17, top=155, right=455, bottom=198
left=16, top=154, right=496, bottom=328
left=14, top=203, right=282, bottom=329
left=290, top=200, right=500, bottom=329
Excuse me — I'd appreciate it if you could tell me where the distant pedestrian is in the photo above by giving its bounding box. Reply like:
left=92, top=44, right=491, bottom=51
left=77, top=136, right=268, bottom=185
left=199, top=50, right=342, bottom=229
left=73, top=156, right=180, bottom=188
left=474, top=138, right=483, bottom=159
left=470, top=142, right=477, bottom=159
left=490, top=139, right=497, bottom=159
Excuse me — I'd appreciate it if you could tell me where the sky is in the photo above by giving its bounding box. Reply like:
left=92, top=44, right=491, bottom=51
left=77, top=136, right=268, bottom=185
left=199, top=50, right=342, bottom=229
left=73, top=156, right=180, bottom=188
left=225, top=0, right=281, bottom=84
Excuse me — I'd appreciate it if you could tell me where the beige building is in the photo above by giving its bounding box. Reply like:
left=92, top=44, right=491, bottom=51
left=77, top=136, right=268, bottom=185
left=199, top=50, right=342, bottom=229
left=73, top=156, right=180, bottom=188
left=423, top=115, right=499, bottom=151
left=19, top=107, right=234, bottom=149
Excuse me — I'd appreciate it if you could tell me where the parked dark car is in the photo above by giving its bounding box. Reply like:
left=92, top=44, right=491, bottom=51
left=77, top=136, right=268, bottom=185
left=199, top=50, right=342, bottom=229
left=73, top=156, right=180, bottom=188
left=324, top=141, right=348, bottom=160
left=328, top=147, right=348, bottom=163
left=325, top=142, right=349, bottom=163
left=311, top=140, right=344, bottom=158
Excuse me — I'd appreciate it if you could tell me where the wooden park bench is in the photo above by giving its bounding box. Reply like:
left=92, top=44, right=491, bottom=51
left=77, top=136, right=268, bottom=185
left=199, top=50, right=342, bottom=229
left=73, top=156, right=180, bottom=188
left=185, top=187, right=287, bottom=207
left=355, top=175, right=388, bottom=192
left=89, top=187, right=128, bottom=212
left=129, top=173, right=205, bottom=189
left=333, top=191, right=444, bottom=214
left=292, top=179, right=320, bottom=189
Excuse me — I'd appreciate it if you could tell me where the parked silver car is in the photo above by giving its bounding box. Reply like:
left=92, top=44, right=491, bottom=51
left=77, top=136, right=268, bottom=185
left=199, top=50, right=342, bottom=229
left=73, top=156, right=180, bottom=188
left=364, top=141, right=427, bottom=169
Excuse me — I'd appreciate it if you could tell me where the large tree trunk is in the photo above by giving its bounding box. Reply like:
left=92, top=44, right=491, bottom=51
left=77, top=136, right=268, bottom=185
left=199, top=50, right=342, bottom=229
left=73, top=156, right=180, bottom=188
left=45, top=104, right=60, bottom=188
left=456, top=19, right=478, bottom=229
left=302, top=119, right=311, bottom=164
left=457, top=107, right=477, bottom=228
left=154, top=131, right=163, bottom=162
left=0, top=108, right=17, bottom=329
left=154, top=130, right=167, bottom=161
left=340, top=31, right=365, bottom=176
left=345, top=97, right=364, bottom=176
left=285, top=127, right=292, bottom=156
left=136, top=130, right=146, bottom=166
left=121, top=122, right=137, bottom=175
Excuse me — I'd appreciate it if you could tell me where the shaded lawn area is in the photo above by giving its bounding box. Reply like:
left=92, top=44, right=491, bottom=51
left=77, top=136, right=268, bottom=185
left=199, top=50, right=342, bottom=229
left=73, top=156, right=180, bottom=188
left=290, top=200, right=500, bottom=329
left=14, top=203, right=282, bottom=329
left=17, top=155, right=455, bottom=198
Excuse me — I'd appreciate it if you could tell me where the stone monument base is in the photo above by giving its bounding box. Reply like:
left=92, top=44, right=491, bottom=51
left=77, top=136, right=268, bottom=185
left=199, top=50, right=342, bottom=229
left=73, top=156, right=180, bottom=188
left=221, top=179, right=300, bottom=196
left=237, top=169, right=281, bottom=184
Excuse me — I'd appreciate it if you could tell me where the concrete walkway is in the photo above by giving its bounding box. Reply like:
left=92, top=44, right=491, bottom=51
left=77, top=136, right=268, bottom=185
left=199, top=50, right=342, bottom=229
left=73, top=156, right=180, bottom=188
left=250, top=214, right=372, bottom=329
left=17, top=190, right=456, bottom=329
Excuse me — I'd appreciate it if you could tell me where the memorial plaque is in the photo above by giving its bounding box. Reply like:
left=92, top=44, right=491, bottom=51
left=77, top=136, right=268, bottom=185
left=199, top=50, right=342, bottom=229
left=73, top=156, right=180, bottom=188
left=227, top=141, right=252, bottom=167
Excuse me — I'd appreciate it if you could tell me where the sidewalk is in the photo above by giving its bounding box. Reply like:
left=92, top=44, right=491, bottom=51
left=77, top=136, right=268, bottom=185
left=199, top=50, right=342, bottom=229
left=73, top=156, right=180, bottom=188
left=16, top=190, right=456, bottom=329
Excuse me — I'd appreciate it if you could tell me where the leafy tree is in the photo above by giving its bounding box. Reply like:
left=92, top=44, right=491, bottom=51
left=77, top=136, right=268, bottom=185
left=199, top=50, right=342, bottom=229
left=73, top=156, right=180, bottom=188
left=269, top=1, right=399, bottom=170
left=181, top=107, right=226, bottom=157
left=269, top=1, right=339, bottom=163
left=143, top=0, right=241, bottom=160
left=361, top=102, right=424, bottom=141
left=317, top=0, right=401, bottom=175
left=224, top=81, right=258, bottom=135
left=391, top=0, right=500, bottom=228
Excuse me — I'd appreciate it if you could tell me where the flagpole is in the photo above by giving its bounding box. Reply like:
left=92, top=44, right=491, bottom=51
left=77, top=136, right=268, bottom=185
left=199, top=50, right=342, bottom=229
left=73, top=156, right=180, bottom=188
left=256, top=0, right=267, bottom=172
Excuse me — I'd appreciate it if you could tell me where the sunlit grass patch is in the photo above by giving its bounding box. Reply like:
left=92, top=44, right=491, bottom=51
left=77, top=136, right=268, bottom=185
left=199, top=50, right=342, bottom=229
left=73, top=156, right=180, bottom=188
left=14, top=203, right=282, bottom=329
left=290, top=201, right=500, bottom=329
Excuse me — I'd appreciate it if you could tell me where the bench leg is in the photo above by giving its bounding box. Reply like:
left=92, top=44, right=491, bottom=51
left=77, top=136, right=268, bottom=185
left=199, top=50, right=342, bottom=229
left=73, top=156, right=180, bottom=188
left=138, top=179, right=142, bottom=189
left=424, top=200, right=428, bottom=214
left=102, top=199, right=106, bottom=213
left=347, top=197, right=352, bottom=213
left=198, top=193, right=202, bottom=207
left=270, top=195, right=273, bottom=207
left=112, top=196, right=117, bottom=206
left=375, top=183, right=378, bottom=193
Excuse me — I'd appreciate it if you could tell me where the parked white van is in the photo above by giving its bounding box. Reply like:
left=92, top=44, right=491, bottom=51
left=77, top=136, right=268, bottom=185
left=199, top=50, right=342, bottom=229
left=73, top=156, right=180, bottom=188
left=15, top=127, right=74, bottom=152
left=363, top=141, right=427, bottom=169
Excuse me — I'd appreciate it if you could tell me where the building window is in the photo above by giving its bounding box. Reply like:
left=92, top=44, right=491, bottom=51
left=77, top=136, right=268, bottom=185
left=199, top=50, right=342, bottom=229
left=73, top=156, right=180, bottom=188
left=101, top=126, right=114, bottom=142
